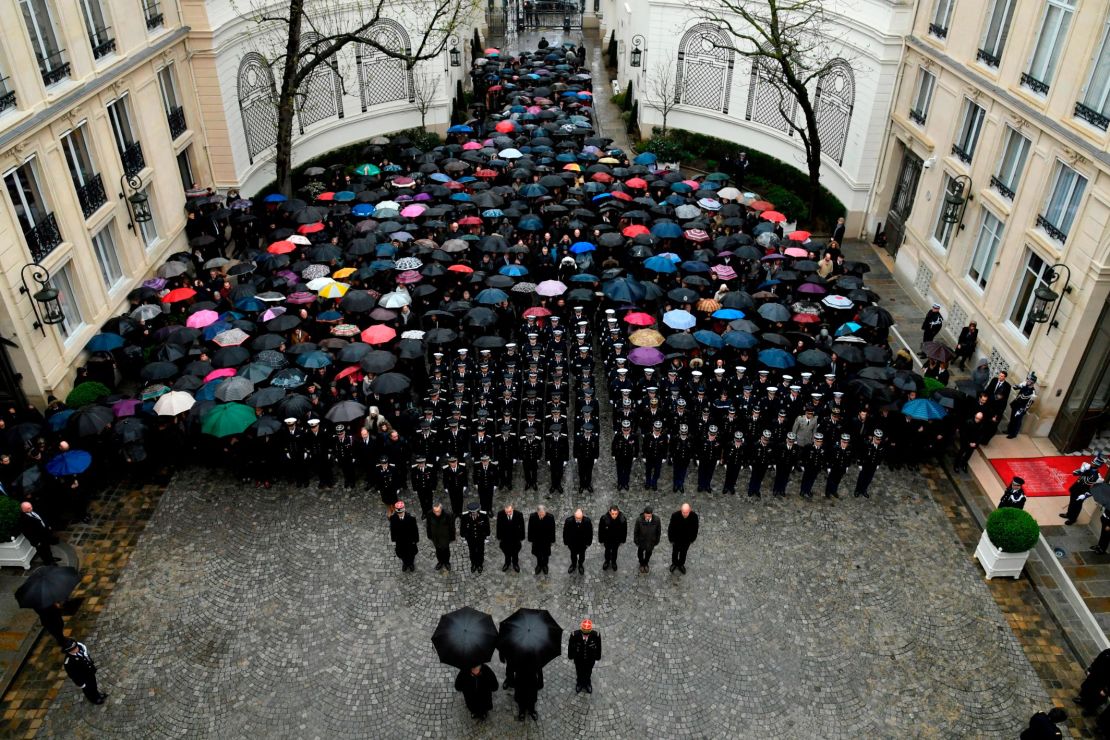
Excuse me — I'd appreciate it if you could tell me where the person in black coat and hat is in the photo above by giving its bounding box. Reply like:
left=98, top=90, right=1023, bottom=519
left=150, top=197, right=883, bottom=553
left=1062, top=456, right=1103, bottom=525
left=426, top=502, right=455, bottom=571
left=568, top=618, right=602, bottom=694
left=528, top=504, right=556, bottom=574
left=597, top=504, right=627, bottom=571
left=19, top=501, right=57, bottom=566
left=514, top=665, right=543, bottom=721
left=388, top=501, right=419, bottom=571
left=63, top=638, right=106, bottom=704
left=633, top=506, right=661, bottom=573
left=998, top=477, right=1027, bottom=509
left=460, top=502, right=490, bottom=572
left=454, top=663, right=498, bottom=720
left=496, top=502, right=525, bottom=572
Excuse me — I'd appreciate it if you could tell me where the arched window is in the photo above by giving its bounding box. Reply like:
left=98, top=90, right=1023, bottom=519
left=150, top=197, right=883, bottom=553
left=356, top=20, right=414, bottom=112
left=815, top=59, right=855, bottom=165
left=237, top=52, right=278, bottom=164
left=745, top=58, right=796, bottom=135
left=296, top=31, right=344, bottom=133
left=673, top=23, right=735, bottom=114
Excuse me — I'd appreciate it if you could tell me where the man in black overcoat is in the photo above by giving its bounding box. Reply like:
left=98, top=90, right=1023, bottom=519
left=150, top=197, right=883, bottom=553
left=563, top=508, right=593, bottom=574
left=668, top=503, right=699, bottom=574
left=528, top=505, right=556, bottom=574
left=597, top=505, right=627, bottom=571
left=496, top=503, right=525, bottom=572
left=454, top=664, right=498, bottom=720
left=388, top=501, right=419, bottom=571
left=568, top=618, right=602, bottom=693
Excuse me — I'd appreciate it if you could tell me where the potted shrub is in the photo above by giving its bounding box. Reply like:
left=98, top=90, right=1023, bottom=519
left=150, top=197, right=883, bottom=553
left=975, top=507, right=1040, bottom=579
left=0, top=496, right=34, bottom=569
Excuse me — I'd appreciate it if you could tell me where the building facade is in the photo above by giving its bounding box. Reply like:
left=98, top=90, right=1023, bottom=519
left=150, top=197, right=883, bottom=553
left=0, top=0, right=211, bottom=406
left=866, top=0, right=1110, bottom=450
left=598, top=0, right=914, bottom=233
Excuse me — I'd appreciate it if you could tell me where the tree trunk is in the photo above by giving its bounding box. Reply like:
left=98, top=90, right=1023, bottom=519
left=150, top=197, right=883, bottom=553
left=275, top=0, right=305, bottom=197
left=794, top=87, right=822, bottom=228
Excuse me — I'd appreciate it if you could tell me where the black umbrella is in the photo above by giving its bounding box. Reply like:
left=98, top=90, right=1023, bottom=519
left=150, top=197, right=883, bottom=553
left=432, top=606, right=498, bottom=669
left=426, top=328, right=458, bottom=345
left=359, top=350, right=397, bottom=373
left=15, top=566, right=81, bottom=609
left=248, top=387, right=286, bottom=408
left=275, top=394, right=312, bottom=419
left=69, top=405, right=114, bottom=437
left=141, top=361, right=178, bottom=381
left=212, top=346, right=250, bottom=368
left=665, top=333, right=697, bottom=350
left=858, top=305, right=894, bottom=329
left=340, top=290, right=376, bottom=313
left=1092, top=483, right=1110, bottom=508
left=325, top=400, right=367, bottom=423
left=796, top=349, right=831, bottom=368
left=497, top=608, right=562, bottom=668
left=371, top=373, right=411, bottom=395
left=922, top=341, right=956, bottom=363
left=667, top=288, right=698, bottom=303
left=830, top=344, right=864, bottom=363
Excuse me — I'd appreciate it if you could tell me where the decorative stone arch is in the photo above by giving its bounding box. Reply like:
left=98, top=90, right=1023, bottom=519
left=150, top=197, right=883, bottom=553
left=237, top=52, right=279, bottom=164
left=356, top=19, right=415, bottom=113
left=745, top=57, right=796, bottom=135
left=814, top=58, right=855, bottom=165
left=673, top=23, right=735, bottom=114
left=296, top=31, right=344, bottom=134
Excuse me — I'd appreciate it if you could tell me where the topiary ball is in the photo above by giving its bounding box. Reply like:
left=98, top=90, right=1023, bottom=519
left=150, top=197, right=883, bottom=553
left=0, top=496, right=20, bottom=542
left=985, top=507, right=1040, bottom=553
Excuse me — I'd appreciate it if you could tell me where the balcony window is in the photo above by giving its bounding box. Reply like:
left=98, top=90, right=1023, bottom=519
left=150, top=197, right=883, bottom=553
left=53, top=261, right=85, bottom=339
left=991, top=126, right=1029, bottom=201
left=107, top=94, right=145, bottom=176
left=1075, top=21, right=1110, bottom=131
left=158, top=64, right=187, bottom=140
left=1008, top=250, right=1052, bottom=338
left=929, top=0, right=954, bottom=39
left=951, top=100, right=985, bottom=164
left=1038, top=161, right=1086, bottom=243
left=91, top=223, right=123, bottom=290
left=19, top=0, right=69, bottom=86
left=933, top=174, right=957, bottom=250
left=1024, top=0, right=1075, bottom=95
left=977, top=0, right=1014, bottom=68
left=0, top=76, right=15, bottom=113
left=4, top=158, right=62, bottom=261
left=909, top=68, right=935, bottom=126
left=968, top=210, right=1004, bottom=290
left=142, top=0, right=163, bottom=30
left=62, top=123, right=106, bottom=219
left=79, top=0, right=113, bottom=59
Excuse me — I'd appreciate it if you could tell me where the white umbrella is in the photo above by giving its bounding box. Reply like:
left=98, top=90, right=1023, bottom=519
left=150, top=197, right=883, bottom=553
left=306, top=277, right=335, bottom=291
left=379, top=291, right=412, bottom=308
left=288, top=234, right=311, bottom=245
left=716, top=187, right=741, bottom=200
left=130, top=304, right=162, bottom=321
left=394, top=257, right=423, bottom=271
left=154, top=390, right=195, bottom=416
left=499, top=148, right=522, bottom=159
left=377, top=200, right=400, bottom=211
left=822, top=295, right=854, bottom=309
left=536, top=280, right=567, bottom=297
left=401, top=330, right=426, bottom=339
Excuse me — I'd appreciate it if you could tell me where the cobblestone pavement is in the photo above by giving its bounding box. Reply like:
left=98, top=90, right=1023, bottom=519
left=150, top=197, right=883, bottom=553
left=34, top=457, right=1053, bottom=739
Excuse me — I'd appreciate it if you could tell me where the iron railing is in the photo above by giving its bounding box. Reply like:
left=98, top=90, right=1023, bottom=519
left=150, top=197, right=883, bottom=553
left=951, top=143, right=972, bottom=164
left=908, top=109, right=926, bottom=126
left=976, top=49, right=1000, bottom=68
left=1021, top=73, right=1049, bottom=95
left=75, top=173, right=107, bottom=218
left=120, top=140, right=145, bottom=176
left=928, top=23, right=948, bottom=39
left=0, top=77, right=15, bottom=113
left=1036, top=214, right=1068, bottom=243
left=989, top=175, right=1015, bottom=201
left=167, top=105, right=186, bottom=140
left=24, top=213, right=63, bottom=261
left=90, top=28, right=116, bottom=59
left=38, top=50, right=70, bottom=86
left=1075, top=102, right=1109, bottom=131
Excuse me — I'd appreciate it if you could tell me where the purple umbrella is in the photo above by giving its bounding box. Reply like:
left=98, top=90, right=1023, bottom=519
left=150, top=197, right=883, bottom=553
left=760, top=254, right=786, bottom=262
left=143, top=277, right=167, bottom=291
left=112, top=399, right=142, bottom=417
left=797, top=283, right=827, bottom=294
left=628, top=347, right=665, bottom=366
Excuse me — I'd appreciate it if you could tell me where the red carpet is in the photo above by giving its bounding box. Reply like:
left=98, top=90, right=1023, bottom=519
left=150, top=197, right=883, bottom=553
left=989, top=456, right=1085, bottom=497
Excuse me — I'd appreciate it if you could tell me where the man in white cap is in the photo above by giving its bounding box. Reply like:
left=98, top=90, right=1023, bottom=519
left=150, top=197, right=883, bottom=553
left=280, top=417, right=307, bottom=485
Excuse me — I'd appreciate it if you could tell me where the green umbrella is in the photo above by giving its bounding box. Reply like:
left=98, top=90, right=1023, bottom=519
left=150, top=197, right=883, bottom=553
left=354, top=163, right=380, bottom=177
left=923, top=377, right=946, bottom=394
left=65, top=381, right=111, bottom=408
left=201, top=402, right=255, bottom=437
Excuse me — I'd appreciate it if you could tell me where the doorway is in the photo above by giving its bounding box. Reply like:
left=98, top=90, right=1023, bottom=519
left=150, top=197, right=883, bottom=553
left=1050, top=296, right=1110, bottom=452
left=884, top=143, right=923, bottom=257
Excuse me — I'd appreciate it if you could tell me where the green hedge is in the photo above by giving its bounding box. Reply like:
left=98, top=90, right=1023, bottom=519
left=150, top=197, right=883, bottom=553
left=636, top=128, right=845, bottom=230
left=985, top=508, right=1040, bottom=553
left=0, top=495, right=19, bottom=542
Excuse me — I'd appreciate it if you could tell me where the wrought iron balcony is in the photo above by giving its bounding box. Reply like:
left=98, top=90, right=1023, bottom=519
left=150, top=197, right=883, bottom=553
left=90, top=29, right=116, bottom=59
left=908, top=109, right=926, bottom=126
left=75, top=173, right=107, bottom=218
left=120, top=140, right=145, bottom=176
left=989, top=175, right=1015, bottom=201
left=0, top=77, right=15, bottom=113
left=1075, top=101, right=1109, bottom=131
left=951, top=143, right=972, bottom=164
left=1021, top=73, right=1049, bottom=95
left=167, top=105, right=187, bottom=140
left=38, top=50, right=70, bottom=86
left=928, top=23, right=948, bottom=40
left=1036, top=214, right=1068, bottom=243
left=24, top=213, right=63, bottom=262
left=145, top=10, right=164, bottom=29
left=976, top=48, right=1000, bottom=68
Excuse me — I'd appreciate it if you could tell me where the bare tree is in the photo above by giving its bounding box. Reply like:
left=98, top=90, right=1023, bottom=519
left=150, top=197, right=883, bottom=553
left=694, top=0, right=846, bottom=222
left=642, top=60, right=679, bottom=136
left=411, top=67, right=441, bottom=131
left=235, top=0, right=478, bottom=195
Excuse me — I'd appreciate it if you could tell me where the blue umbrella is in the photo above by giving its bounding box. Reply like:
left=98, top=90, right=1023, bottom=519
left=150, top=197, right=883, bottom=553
left=835, top=321, right=862, bottom=337
left=570, top=273, right=598, bottom=283
left=86, top=333, right=124, bottom=352
left=680, top=261, right=710, bottom=273
left=693, top=330, right=723, bottom=349
left=712, top=308, right=745, bottom=320
left=476, top=288, right=509, bottom=304
left=602, top=277, right=646, bottom=303
left=429, top=173, right=452, bottom=183
left=663, top=309, right=696, bottom=330
left=46, top=450, right=92, bottom=476
left=902, top=399, right=947, bottom=420
left=482, top=209, right=504, bottom=218
left=333, top=191, right=355, bottom=202
left=263, top=193, right=287, bottom=203
left=519, top=184, right=548, bottom=198
left=47, top=409, right=75, bottom=431
left=234, top=297, right=265, bottom=312
left=297, top=351, right=332, bottom=369
left=518, top=215, right=544, bottom=231
left=352, top=203, right=375, bottom=217
left=447, top=124, right=473, bottom=133
left=633, top=152, right=658, bottom=165
left=724, top=331, right=759, bottom=349
left=651, top=222, right=682, bottom=239
left=758, top=348, right=796, bottom=368
left=202, top=322, right=232, bottom=341
left=644, top=256, right=677, bottom=274
left=570, top=242, right=596, bottom=254
left=195, top=378, right=227, bottom=402
left=499, top=265, right=528, bottom=277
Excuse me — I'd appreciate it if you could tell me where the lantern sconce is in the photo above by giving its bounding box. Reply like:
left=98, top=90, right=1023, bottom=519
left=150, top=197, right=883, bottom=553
left=119, top=173, right=152, bottom=231
left=940, top=174, right=972, bottom=230
left=19, top=262, right=65, bottom=336
left=448, top=35, right=461, bottom=67
left=1029, top=263, right=1072, bottom=335
left=630, top=35, right=645, bottom=68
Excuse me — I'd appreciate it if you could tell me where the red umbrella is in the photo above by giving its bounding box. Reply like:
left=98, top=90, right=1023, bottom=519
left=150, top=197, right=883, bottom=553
left=792, top=313, right=821, bottom=324
left=625, top=177, right=647, bottom=189
left=163, top=287, right=196, bottom=304
left=448, top=264, right=473, bottom=274
left=622, top=224, right=649, bottom=237
left=610, top=190, right=633, bottom=201
left=268, top=240, right=296, bottom=254
left=316, top=192, right=335, bottom=201
left=495, top=120, right=516, bottom=133
left=335, top=365, right=363, bottom=381
left=748, top=200, right=774, bottom=212
left=298, top=222, right=325, bottom=234
left=762, top=211, right=786, bottom=223
left=591, top=172, right=613, bottom=183
left=787, top=230, right=811, bottom=242
left=523, top=307, right=552, bottom=318
left=361, top=325, right=397, bottom=345
left=623, top=312, right=655, bottom=326
left=476, top=169, right=497, bottom=178
left=458, top=216, right=482, bottom=226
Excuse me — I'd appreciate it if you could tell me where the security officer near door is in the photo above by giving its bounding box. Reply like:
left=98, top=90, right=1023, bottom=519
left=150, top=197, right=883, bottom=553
left=567, top=619, right=602, bottom=694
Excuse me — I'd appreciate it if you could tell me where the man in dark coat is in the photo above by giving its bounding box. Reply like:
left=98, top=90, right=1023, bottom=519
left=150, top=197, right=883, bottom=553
left=747, top=430, right=774, bottom=497
left=35, top=602, right=67, bottom=646
left=610, top=419, right=638, bottom=491
left=563, top=508, right=593, bottom=574
left=633, top=506, right=661, bottom=573
left=460, top=502, right=491, bottom=572
left=63, top=638, right=106, bottom=704
left=798, top=432, right=826, bottom=498
left=373, top=455, right=401, bottom=513
left=772, top=432, right=800, bottom=496
left=667, top=503, right=699, bottom=574
left=982, top=370, right=1012, bottom=444
left=280, top=417, right=308, bottom=485
left=1021, top=707, right=1066, bottom=739
left=527, top=504, right=556, bottom=574
left=567, top=618, right=602, bottom=694
left=514, top=665, right=543, bottom=721
left=919, top=303, right=943, bottom=357
left=454, top=664, right=498, bottom=720
left=597, top=505, right=627, bottom=571
left=853, top=430, right=885, bottom=498
left=493, top=425, right=517, bottom=488
left=954, top=412, right=988, bottom=473
left=1076, top=648, right=1110, bottom=715
left=999, top=477, right=1027, bottom=509
left=331, top=424, right=358, bottom=488
left=696, top=425, right=722, bottom=493
left=19, top=501, right=57, bottom=565
left=496, top=503, right=526, bottom=572
left=304, top=419, right=333, bottom=487
left=825, top=434, right=853, bottom=498
left=641, top=420, right=668, bottom=491
left=426, top=502, right=455, bottom=571
left=388, top=501, right=419, bottom=571
left=670, top=423, right=694, bottom=493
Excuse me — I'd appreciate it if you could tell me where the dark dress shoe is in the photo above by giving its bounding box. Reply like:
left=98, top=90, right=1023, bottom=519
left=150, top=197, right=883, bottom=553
left=568, top=564, right=577, bottom=573
left=502, top=563, right=511, bottom=572
left=512, top=563, right=520, bottom=572
left=517, top=713, right=525, bottom=721
left=529, top=710, right=538, bottom=720
left=585, top=685, right=592, bottom=694
left=578, top=564, right=584, bottom=574
left=602, top=561, right=609, bottom=571
left=535, top=565, right=542, bottom=574
left=669, top=564, right=677, bottom=572
left=678, top=565, right=687, bottom=574
left=611, top=562, right=617, bottom=571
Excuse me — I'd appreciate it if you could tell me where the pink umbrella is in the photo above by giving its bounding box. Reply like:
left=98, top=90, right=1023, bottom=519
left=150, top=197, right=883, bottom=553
left=186, top=310, right=220, bottom=328
left=463, top=141, right=482, bottom=150
left=682, top=180, right=700, bottom=190
left=286, top=291, right=316, bottom=304
left=628, top=347, right=665, bottom=366
left=396, top=270, right=422, bottom=284
left=536, top=280, right=567, bottom=296
left=784, top=247, right=809, bottom=258
left=712, top=265, right=738, bottom=280
left=261, top=306, right=287, bottom=322
left=797, top=282, right=827, bottom=294
left=400, top=204, right=426, bottom=218
left=204, top=368, right=236, bottom=383
left=361, top=325, right=397, bottom=345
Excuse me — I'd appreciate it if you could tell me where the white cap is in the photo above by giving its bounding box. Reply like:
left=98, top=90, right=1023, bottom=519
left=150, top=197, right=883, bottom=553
left=307, top=419, right=320, bottom=426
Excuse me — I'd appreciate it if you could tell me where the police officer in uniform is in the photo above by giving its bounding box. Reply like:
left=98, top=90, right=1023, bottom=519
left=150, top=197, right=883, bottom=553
left=494, top=424, right=517, bottom=488
left=546, top=424, right=570, bottom=494
left=722, top=431, right=746, bottom=495
left=825, top=433, right=853, bottom=498
left=411, top=456, right=437, bottom=518
left=519, top=427, right=543, bottom=491
left=747, top=430, right=774, bottom=497
left=798, top=432, right=826, bottom=498
left=853, top=429, right=884, bottom=498
left=772, top=432, right=799, bottom=496
left=63, top=639, right=106, bottom=704
left=999, top=477, right=1027, bottom=509
left=573, top=423, right=600, bottom=492
left=442, top=455, right=469, bottom=518
left=696, top=425, right=722, bottom=493
left=611, top=419, right=638, bottom=491
left=373, top=455, right=401, bottom=514
left=474, top=454, right=499, bottom=513
left=670, top=424, right=694, bottom=494
left=332, top=424, right=358, bottom=489
left=642, top=421, right=668, bottom=491
left=281, top=417, right=308, bottom=486
left=568, top=619, right=602, bottom=694
left=1063, top=456, right=1104, bottom=524
left=460, top=502, right=491, bottom=572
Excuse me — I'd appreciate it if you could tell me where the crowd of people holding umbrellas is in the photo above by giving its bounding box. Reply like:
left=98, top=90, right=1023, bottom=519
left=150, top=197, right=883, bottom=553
left=0, top=39, right=1084, bottom=714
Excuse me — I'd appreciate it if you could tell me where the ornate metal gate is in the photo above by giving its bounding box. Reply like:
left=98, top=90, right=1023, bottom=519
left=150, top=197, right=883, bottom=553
left=814, top=59, right=854, bottom=166
left=297, top=31, right=344, bottom=134
left=237, top=52, right=279, bottom=164
left=674, top=24, right=734, bottom=114
left=356, top=21, right=414, bottom=112
left=885, top=144, right=923, bottom=256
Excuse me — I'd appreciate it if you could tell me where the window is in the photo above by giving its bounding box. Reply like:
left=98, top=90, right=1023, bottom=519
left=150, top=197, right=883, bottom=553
left=176, top=148, right=194, bottom=191
left=1076, top=20, right=1110, bottom=130
left=0, top=67, right=16, bottom=113
left=142, top=0, right=163, bottom=30
left=968, top=210, right=1004, bottom=290
left=933, top=174, right=957, bottom=249
left=107, top=95, right=144, bottom=176
left=909, top=68, right=935, bottom=125
left=19, top=0, right=69, bottom=86
left=61, top=124, right=106, bottom=218
left=158, top=65, right=187, bottom=140
left=952, top=100, right=985, bottom=164
left=1008, top=249, right=1052, bottom=338
left=991, top=126, right=1030, bottom=200
left=53, top=261, right=84, bottom=339
left=90, top=223, right=123, bottom=289
left=1024, top=0, right=1075, bottom=94
left=929, top=0, right=954, bottom=39
left=1038, top=162, right=1086, bottom=243
left=79, top=0, right=113, bottom=59
left=4, top=157, right=61, bottom=260
left=978, top=0, right=1015, bottom=67
left=137, top=186, right=158, bottom=247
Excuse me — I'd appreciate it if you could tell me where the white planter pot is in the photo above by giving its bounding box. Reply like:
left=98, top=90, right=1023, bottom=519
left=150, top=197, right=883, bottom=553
left=975, top=530, right=1030, bottom=580
left=0, top=534, right=35, bottom=569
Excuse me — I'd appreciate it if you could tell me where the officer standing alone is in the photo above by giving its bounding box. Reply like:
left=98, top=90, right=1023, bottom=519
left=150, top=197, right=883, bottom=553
left=568, top=619, right=602, bottom=694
